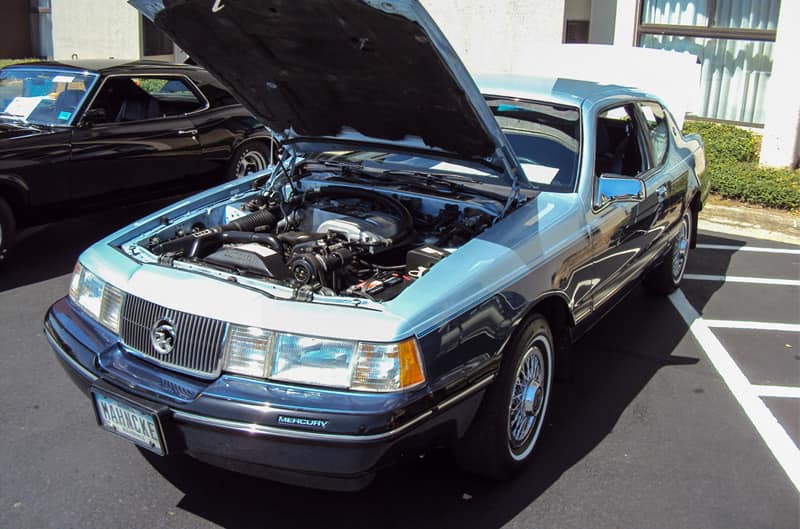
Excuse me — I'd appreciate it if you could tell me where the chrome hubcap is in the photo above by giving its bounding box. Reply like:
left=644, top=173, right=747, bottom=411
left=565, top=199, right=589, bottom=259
left=509, top=343, right=546, bottom=450
left=672, top=214, right=690, bottom=281
left=235, top=149, right=267, bottom=178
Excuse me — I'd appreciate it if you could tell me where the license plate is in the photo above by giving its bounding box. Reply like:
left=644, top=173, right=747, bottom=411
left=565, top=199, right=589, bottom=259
left=93, top=392, right=165, bottom=455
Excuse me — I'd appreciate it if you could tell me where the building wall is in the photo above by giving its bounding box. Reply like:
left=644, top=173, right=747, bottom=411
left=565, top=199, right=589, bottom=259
left=760, top=0, right=800, bottom=167
left=421, top=0, right=566, bottom=74
left=51, top=0, right=141, bottom=60
left=0, top=0, right=33, bottom=58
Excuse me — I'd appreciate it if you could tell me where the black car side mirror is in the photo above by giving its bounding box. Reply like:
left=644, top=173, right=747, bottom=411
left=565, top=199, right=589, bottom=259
left=594, top=174, right=646, bottom=210
left=80, top=108, right=108, bottom=127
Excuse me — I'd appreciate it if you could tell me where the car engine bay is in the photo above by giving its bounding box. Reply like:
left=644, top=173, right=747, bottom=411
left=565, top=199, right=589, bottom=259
left=137, top=170, right=499, bottom=302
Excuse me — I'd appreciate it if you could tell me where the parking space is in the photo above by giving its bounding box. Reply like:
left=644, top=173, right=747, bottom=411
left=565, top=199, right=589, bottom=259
left=1, top=222, right=798, bottom=529
left=673, top=230, right=800, bottom=491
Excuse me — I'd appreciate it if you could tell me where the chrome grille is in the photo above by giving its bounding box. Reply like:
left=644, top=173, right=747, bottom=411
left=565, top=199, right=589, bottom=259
left=119, top=295, right=227, bottom=378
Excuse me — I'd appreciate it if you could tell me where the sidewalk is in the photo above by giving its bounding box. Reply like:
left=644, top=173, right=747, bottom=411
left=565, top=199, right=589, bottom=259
left=699, top=201, right=800, bottom=245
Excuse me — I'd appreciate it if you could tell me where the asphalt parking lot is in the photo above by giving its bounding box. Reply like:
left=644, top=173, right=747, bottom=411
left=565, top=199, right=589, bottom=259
left=1, top=206, right=798, bottom=529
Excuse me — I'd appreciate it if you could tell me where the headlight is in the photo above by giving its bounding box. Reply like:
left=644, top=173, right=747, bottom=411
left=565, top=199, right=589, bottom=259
left=68, top=263, right=124, bottom=333
left=272, top=333, right=355, bottom=387
left=222, top=324, right=425, bottom=392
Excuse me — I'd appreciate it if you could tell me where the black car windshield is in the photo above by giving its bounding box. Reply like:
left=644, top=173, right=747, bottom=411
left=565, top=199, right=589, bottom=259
left=487, top=98, right=581, bottom=192
left=0, top=67, right=98, bottom=126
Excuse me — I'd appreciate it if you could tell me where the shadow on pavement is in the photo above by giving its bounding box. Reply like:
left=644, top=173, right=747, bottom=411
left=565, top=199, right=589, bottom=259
left=681, top=232, right=750, bottom=315
left=0, top=199, right=174, bottom=293
left=139, top=287, right=701, bottom=529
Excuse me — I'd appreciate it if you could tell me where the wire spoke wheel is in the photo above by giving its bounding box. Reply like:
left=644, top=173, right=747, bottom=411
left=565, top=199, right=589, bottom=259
left=454, top=314, right=554, bottom=479
left=671, top=212, right=690, bottom=282
left=644, top=208, right=693, bottom=295
left=508, top=339, right=548, bottom=455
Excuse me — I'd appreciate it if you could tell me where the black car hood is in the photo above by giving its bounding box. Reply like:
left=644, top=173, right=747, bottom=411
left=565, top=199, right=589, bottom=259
left=129, top=0, right=526, bottom=185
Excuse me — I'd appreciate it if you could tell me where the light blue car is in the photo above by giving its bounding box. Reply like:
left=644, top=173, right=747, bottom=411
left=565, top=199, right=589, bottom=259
left=45, top=0, right=707, bottom=490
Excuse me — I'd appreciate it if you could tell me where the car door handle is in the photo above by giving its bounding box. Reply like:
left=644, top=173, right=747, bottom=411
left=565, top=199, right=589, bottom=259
left=177, top=129, right=198, bottom=136
left=656, top=185, right=668, bottom=202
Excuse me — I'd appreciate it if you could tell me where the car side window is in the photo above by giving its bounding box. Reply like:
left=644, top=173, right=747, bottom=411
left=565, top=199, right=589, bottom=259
left=86, top=76, right=205, bottom=124
left=637, top=102, right=669, bottom=167
left=595, top=105, right=648, bottom=178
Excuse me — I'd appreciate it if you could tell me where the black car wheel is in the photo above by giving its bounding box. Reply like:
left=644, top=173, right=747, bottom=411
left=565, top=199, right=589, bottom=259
left=227, top=142, right=271, bottom=180
left=455, top=313, right=553, bottom=479
left=0, top=197, right=16, bottom=262
left=644, top=209, right=692, bottom=295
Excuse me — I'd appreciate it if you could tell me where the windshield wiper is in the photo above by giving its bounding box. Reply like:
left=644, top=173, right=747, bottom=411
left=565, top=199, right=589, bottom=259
left=305, top=160, right=511, bottom=205
left=382, top=169, right=483, bottom=188
left=0, top=112, right=27, bottom=124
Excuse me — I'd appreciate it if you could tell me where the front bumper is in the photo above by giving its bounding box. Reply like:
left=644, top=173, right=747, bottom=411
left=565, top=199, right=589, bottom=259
left=44, top=298, right=487, bottom=491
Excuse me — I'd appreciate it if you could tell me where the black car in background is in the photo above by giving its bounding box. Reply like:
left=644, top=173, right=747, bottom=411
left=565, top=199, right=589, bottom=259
left=0, top=60, right=276, bottom=259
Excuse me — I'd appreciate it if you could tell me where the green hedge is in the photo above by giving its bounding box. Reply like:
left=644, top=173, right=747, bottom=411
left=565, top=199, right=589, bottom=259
left=0, top=58, right=41, bottom=69
left=682, top=120, right=800, bottom=210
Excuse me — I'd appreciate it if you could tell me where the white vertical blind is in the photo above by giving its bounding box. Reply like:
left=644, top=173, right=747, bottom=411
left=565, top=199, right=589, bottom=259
left=640, top=0, right=781, bottom=123
left=642, top=0, right=710, bottom=25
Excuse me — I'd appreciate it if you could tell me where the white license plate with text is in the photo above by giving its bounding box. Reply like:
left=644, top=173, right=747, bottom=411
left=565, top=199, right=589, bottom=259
left=93, top=392, right=165, bottom=455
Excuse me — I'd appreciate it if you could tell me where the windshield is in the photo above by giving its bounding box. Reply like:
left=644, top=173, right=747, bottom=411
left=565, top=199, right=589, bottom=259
left=313, top=150, right=502, bottom=182
left=487, top=98, right=581, bottom=193
left=0, top=67, right=98, bottom=126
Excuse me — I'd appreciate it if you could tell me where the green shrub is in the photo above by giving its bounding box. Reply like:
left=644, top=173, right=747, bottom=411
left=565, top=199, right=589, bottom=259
left=707, top=162, right=800, bottom=210
left=682, top=120, right=758, bottom=165
left=683, top=119, right=800, bottom=210
left=0, top=58, right=41, bottom=69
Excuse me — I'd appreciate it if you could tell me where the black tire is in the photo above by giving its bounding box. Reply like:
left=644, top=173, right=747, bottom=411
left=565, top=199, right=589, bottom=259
left=455, top=314, right=554, bottom=480
left=644, top=209, right=693, bottom=295
left=226, top=141, right=272, bottom=180
left=0, top=197, right=15, bottom=262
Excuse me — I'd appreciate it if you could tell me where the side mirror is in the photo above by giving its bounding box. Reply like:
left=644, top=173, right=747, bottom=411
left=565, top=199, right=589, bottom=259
left=80, top=108, right=107, bottom=126
left=595, top=174, right=645, bottom=209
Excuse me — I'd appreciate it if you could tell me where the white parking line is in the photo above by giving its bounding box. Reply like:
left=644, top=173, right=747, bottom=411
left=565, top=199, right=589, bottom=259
left=669, top=290, right=800, bottom=492
left=753, top=385, right=800, bottom=399
left=683, top=274, right=800, bottom=287
left=697, top=244, right=800, bottom=255
left=704, top=320, right=800, bottom=333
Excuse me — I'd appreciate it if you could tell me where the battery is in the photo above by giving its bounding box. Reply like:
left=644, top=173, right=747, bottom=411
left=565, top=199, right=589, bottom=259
left=406, top=245, right=448, bottom=275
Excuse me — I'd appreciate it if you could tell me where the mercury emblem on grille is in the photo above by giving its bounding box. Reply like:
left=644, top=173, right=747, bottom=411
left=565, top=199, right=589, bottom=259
left=150, top=319, right=176, bottom=355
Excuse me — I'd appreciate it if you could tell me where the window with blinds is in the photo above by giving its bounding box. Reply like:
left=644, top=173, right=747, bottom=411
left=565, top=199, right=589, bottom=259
left=638, top=0, right=781, bottom=124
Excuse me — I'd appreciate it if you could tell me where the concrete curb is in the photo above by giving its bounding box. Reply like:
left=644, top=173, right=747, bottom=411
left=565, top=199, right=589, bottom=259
left=699, top=203, right=800, bottom=246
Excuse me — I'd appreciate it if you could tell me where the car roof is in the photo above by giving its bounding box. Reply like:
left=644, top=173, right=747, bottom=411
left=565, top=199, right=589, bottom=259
left=475, top=74, right=658, bottom=109
left=2, top=59, right=204, bottom=75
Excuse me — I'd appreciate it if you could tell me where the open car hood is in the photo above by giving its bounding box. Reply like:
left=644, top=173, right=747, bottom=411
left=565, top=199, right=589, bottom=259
left=129, top=0, right=526, bottom=189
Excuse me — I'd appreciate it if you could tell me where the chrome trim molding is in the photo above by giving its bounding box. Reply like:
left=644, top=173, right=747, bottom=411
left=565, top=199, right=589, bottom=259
left=173, top=373, right=496, bottom=442
left=172, top=408, right=434, bottom=443
left=435, top=373, right=496, bottom=411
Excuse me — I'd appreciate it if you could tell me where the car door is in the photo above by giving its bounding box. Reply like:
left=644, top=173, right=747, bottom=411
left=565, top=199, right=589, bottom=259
left=68, top=74, right=210, bottom=202
left=585, top=103, right=653, bottom=309
left=632, top=101, right=687, bottom=259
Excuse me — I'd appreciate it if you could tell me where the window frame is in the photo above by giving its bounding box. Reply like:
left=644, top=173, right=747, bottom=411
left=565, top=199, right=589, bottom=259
left=594, top=102, right=652, bottom=179
left=634, top=101, right=670, bottom=169
left=636, top=0, right=778, bottom=43
left=81, top=72, right=210, bottom=126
